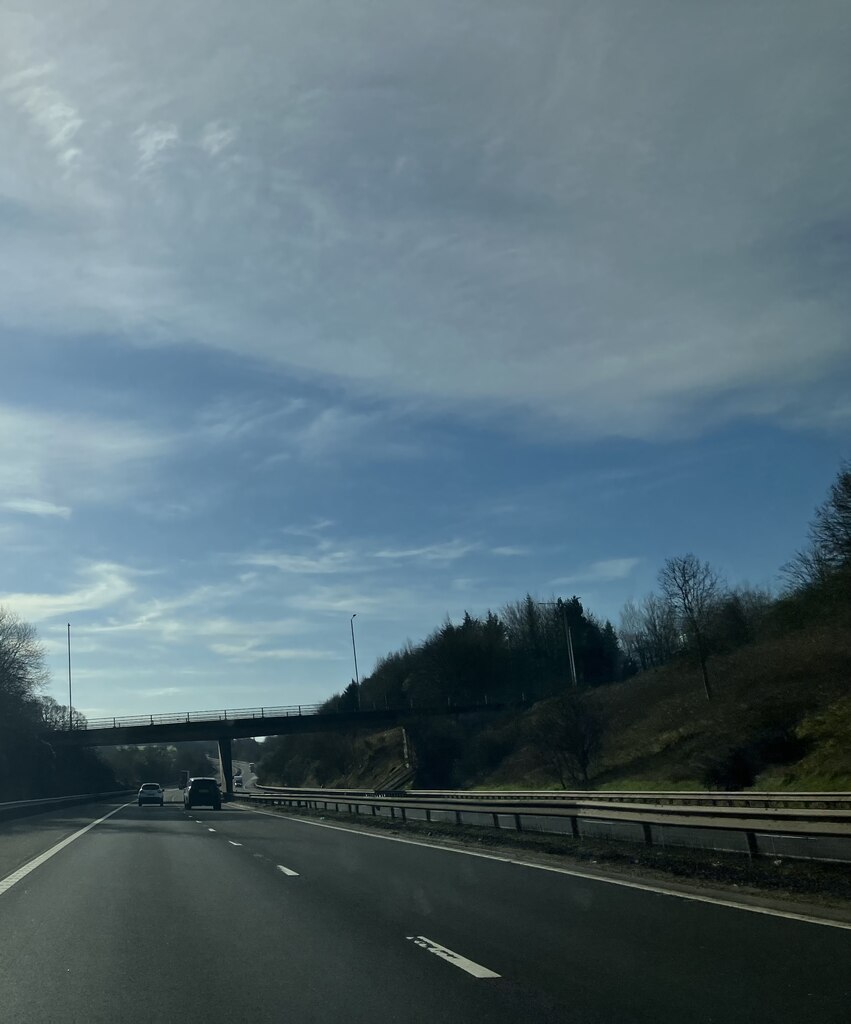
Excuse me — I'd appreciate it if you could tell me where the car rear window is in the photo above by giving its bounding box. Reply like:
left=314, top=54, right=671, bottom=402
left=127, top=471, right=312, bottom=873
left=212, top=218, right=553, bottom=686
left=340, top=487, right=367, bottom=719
left=141, top=784, right=159, bottom=790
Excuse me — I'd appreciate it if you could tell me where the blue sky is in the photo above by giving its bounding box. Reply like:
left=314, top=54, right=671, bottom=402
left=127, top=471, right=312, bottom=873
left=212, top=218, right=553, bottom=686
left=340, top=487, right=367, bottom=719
left=1, top=2, right=848, bottom=719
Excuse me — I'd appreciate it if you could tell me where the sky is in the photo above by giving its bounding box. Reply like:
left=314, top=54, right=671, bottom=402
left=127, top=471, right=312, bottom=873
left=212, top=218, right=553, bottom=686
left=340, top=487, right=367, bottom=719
left=1, top=1, right=849, bottom=720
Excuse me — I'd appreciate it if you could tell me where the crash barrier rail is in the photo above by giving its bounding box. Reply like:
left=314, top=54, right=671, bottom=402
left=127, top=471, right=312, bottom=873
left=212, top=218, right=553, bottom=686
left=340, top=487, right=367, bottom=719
left=250, top=783, right=851, bottom=810
left=49, top=697, right=521, bottom=732
left=235, top=787, right=851, bottom=862
left=0, top=791, right=136, bottom=823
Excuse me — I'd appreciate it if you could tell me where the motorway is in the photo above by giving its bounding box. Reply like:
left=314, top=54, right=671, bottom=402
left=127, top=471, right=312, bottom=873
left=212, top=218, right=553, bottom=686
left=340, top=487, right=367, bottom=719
left=0, top=793, right=849, bottom=1023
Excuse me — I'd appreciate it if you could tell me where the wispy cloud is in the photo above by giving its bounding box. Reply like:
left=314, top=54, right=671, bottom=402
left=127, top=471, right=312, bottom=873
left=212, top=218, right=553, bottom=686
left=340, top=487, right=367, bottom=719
left=133, top=122, right=180, bottom=172
left=550, top=558, right=641, bottom=587
left=2, top=63, right=84, bottom=170
left=239, top=550, right=356, bottom=575
left=199, top=120, right=237, bottom=158
left=209, top=641, right=338, bottom=662
left=492, top=546, right=528, bottom=557
left=374, top=540, right=477, bottom=563
left=1, top=498, right=71, bottom=518
left=0, top=562, right=136, bottom=621
left=0, top=404, right=169, bottom=507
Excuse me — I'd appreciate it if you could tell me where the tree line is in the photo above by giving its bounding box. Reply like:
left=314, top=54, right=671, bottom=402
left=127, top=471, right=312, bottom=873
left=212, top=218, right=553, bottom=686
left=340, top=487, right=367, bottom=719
left=0, top=609, right=116, bottom=800
left=619, top=459, right=850, bottom=702
left=264, top=459, right=850, bottom=789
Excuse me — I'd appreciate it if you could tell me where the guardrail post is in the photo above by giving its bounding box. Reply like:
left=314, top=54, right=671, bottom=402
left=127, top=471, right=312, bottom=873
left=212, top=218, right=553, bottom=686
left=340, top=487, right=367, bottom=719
left=113, top=718, right=116, bottom=727
left=400, top=807, right=407, bottom=822
left=514, top=814, right=522, bottom=831
left=298, top=705, right=302, bottom=715
left=642, top=822, right=653, bottom=846
left=150, top=715, right=153, bottom=725
left=570, top=816, right=579, bottom=839
left=454, top=810, right=461, bottom=825
left=745, top=831, right=759, bottom=857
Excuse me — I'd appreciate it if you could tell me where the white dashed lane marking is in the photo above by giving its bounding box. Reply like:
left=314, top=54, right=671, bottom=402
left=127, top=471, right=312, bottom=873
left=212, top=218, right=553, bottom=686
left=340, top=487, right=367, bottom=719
left=406, top=936, right=500, bottom=979
left=276, top=864, right=299, bottom=876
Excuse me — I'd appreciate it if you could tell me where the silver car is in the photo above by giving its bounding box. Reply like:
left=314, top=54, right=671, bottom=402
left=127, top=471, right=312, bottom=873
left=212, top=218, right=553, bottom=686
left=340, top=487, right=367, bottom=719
left=138, top=783, right=164, bottom=806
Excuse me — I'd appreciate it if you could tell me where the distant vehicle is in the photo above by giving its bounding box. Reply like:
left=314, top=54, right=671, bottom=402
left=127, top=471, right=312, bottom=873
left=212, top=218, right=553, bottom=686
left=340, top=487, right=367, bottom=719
left=248, top=763, right=255, bottom=772
left=234, top=777, right=243, bottom=789
left=184, top=777, right=221, bottom=811
left=138, top=783, right=164, bottom=807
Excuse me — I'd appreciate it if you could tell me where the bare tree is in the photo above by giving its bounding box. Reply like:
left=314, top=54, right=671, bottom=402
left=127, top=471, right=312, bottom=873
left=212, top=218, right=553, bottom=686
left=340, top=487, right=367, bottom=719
left=618, top=599, right=648, bottom=670
left=619, top=594, right=679, bottom=671
left=783, top=461, right=851, bottom=593
left=0, top=607, right=48, bottom=701
left=530, top=695, right=603, bottom=788
left=658, top=555, right=723, bottom=701
left=640, top=593, right=680, bottom=666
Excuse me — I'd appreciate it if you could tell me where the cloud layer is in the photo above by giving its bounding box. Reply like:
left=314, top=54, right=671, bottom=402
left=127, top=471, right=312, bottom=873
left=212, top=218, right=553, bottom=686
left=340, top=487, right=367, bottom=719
left=1, top=2, right=848, bottom=438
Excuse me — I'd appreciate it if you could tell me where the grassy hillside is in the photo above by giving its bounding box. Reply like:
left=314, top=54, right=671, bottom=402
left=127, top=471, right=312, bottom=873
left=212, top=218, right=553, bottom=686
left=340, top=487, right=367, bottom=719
left=476, top=621, right=851, bottom=791
left=259, top=619, right=850, bottom=793
left=258, top=726, right=409, bottom=790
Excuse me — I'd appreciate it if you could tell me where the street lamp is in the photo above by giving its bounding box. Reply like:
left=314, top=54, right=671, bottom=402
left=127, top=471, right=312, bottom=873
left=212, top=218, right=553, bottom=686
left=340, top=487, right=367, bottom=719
left=67, top=622, right=73, bottom=730
left=350, top=613, right=361, bottom=710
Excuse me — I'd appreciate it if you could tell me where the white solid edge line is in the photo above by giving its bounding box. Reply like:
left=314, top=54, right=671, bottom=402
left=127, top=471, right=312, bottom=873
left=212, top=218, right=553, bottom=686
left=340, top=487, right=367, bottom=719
left=276, top=864, right=299, bottom=876
left=0, top=802, right=132, bottom=897
left=407, top=935, right=500, bottom=978
left=233, top=803, right=851, bottom=932
left=228, top=841, right=243, bottom=847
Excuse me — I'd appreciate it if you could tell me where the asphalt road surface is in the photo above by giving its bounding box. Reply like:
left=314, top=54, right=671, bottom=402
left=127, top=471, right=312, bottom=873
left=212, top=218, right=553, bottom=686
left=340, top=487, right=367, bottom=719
left=1, top=794, right=849, bottom=1023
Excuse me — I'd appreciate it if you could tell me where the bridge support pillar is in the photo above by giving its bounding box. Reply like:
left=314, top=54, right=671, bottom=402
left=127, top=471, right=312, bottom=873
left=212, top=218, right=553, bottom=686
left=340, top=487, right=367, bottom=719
left=218, top=736, right=233, bottom=800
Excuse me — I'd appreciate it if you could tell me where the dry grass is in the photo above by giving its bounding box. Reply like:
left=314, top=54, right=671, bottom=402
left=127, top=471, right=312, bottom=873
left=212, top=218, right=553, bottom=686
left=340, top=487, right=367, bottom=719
left=481, top=623, right=851, bottom=791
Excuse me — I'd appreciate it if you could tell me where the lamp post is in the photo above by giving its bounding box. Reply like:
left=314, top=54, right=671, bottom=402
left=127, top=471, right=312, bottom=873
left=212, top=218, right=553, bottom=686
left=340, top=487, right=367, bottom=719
left=67, top=622, right=73, bottom=730
left=350, top=613, right=360, bottom=710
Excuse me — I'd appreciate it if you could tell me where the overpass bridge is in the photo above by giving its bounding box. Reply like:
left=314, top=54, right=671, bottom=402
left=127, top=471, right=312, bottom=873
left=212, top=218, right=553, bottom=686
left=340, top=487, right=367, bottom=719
left=41, top=699, right=523, bottom=797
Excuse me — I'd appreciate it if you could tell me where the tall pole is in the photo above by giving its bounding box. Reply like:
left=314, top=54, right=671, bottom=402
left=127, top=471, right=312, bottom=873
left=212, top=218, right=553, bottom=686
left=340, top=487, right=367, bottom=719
left=350, top=613, right=360, bottom=710
left=566, top=626, right=578, bottom=688
left=67, top=622, right=73, bottom=730
left=549, top=599, right=578, bottom=689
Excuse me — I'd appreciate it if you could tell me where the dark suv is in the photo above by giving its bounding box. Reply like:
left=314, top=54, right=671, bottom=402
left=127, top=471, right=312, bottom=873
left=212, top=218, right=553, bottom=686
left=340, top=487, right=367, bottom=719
left=184, top=777, right=221, bottom=811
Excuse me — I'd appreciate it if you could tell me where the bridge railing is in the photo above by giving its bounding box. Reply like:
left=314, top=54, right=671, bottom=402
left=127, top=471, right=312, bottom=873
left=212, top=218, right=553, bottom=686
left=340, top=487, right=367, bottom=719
left=49, top=697, right=521, bottom=731
left=71, top=704, right=326, bottom=730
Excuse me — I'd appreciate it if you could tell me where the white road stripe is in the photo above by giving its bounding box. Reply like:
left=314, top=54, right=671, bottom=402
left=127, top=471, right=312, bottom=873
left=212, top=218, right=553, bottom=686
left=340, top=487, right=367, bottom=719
left=228, top=841, right=243, bottom=847
left=0, top=803, right=131, bottom=897
left=207, top=828, right=216, bottom=832
left=276, top=864, right=299, bottom=876
left=232, top=803, right=851, bottom=932
left=407, top=936, right=500, bottom=979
